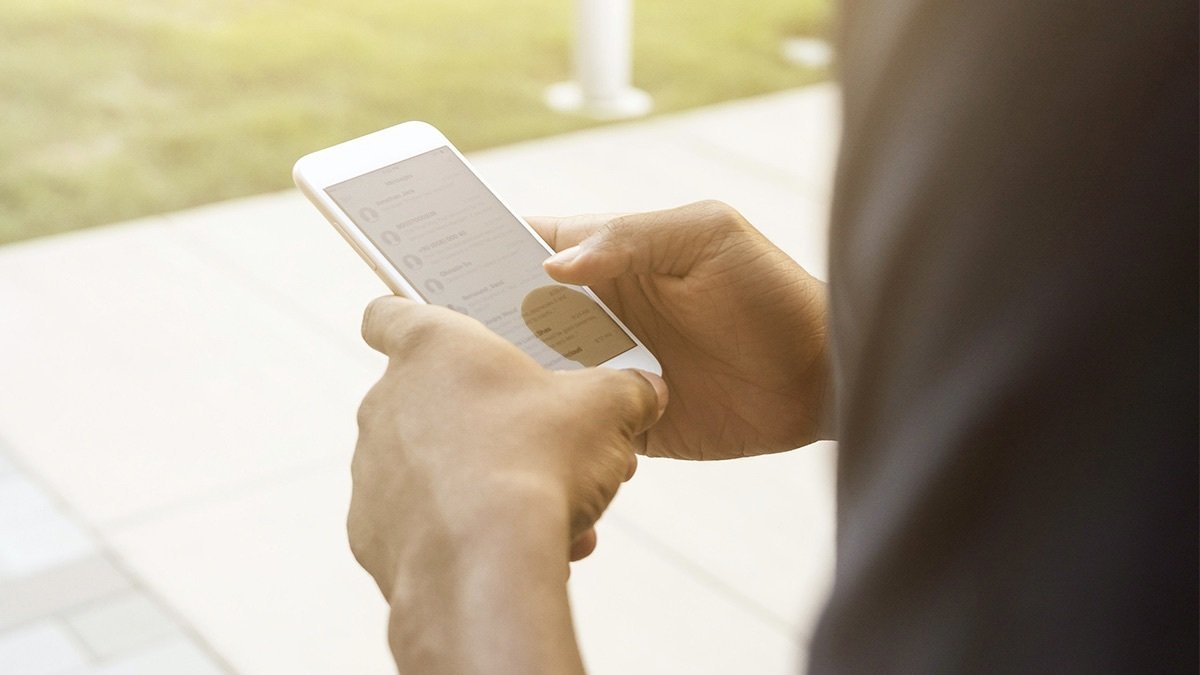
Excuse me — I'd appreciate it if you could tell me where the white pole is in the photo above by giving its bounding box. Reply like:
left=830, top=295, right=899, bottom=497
left=545, top=0, right=652, bottom=119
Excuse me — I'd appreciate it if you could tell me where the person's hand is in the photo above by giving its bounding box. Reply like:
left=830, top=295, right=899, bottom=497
left=531, top=200, right=832, bottom=461
left=348, top=296, right=668, bottom=606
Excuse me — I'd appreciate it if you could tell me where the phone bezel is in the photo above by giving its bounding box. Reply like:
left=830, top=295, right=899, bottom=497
left=293, top=121, right=661, bottom=374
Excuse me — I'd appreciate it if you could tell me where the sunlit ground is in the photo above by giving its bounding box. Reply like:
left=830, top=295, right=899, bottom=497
left=0, top=0, right=830, bottom=244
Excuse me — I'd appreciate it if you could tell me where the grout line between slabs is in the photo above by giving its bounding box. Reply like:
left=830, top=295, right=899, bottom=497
left=159, top=213, right=381, bottom=375
left=604, top=509, right=804, bottom=646
left=0, top=434, right=240, bottom=674
left=658, top=124, right=830, bottom=203
left=97, top=453, right=348, bottom=534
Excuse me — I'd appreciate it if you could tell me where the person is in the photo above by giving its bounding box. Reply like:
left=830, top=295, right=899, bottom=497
left=346, top=1, right=1197, bottom=672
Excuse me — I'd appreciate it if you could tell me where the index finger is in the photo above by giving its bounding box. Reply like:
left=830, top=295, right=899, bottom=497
left=360, top=295, right=418, bottom=356
left=526, top=213, right=624, bottom=251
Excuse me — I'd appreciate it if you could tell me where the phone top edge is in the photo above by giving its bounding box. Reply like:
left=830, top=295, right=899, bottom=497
left=292, top=157, right=314, bottom=193
left=292, top=121, right=451, bottom=189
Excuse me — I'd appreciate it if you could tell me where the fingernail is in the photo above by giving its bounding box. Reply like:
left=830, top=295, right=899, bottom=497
left=633, top=369, right=669, bottom=417
left=546, top=245, right=583, bottom=266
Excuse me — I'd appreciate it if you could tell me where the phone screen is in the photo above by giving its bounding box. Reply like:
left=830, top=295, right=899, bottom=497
left=326, top=146, right=636, bottom=370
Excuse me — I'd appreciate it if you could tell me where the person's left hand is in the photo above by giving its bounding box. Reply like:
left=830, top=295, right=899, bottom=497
left=347, top=296, right=668, bottom=603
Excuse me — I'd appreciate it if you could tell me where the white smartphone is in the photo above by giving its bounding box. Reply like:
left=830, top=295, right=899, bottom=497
left=293, top=121, right=660, bottom=374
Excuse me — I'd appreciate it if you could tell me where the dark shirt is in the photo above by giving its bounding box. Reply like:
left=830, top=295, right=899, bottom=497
left=814, top=2, right=1197, bottom=672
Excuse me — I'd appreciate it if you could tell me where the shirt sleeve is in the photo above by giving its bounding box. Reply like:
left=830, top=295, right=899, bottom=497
left=813, top=2, right=1198, bottom=672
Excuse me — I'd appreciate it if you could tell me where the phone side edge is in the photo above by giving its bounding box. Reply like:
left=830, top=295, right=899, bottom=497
left=293, top=155, right=427, bottom=302
left=601, top=345, right=662, bottom=375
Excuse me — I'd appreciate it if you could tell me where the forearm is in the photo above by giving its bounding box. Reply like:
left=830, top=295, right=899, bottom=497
left=386, top=497, right=585, bottom=674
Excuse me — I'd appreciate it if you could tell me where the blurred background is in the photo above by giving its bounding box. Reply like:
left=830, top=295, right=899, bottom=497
left=2, top=0, right=830, bottom=244
left=1, top=1, right=840, bottom=673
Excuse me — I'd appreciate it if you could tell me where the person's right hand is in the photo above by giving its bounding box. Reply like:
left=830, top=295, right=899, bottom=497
left=531, top=200, right=833, bottom=461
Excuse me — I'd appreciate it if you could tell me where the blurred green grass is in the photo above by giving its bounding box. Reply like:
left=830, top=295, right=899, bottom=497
left=0, top=0, right=830, bottom=244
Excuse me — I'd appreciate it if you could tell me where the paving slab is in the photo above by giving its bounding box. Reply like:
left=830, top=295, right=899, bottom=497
left=64, top=592, right=181, bottom=662
left=0, top=620, right=89, bottom=675
left=609, top=444, right=837, bottom=640
left=0, top=223, right=376, bottom=525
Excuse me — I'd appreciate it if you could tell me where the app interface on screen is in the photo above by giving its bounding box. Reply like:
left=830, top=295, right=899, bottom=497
left=326, top=146, right=635, bottom=370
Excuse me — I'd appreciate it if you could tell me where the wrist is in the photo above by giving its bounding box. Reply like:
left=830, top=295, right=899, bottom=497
left=386, top=483, right=578, bottom=672
left=448, top=472, right=571, bottom=553
left=391, top=472, right=571, bottom=588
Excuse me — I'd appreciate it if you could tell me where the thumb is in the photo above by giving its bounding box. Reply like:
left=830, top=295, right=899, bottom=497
left=581, top=368, right=669, bottom=438
left=543, top=200, right=744, bottom=285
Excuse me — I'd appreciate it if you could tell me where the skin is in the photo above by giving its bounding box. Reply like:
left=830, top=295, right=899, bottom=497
left=349, top=200, right=832, bottom=672
left=535, top=200, right=834, bottom=458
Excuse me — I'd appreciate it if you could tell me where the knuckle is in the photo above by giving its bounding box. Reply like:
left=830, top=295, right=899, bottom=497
left=596, top=218, right=626, bottom=244
left=362, top=298, right=460, bottom=358
left=361, top=296, right=410, bottom=354
left=356, top=378, right=393, bottom=431
left=355, top=391, right=374, bottom=427
left=599, top=214, right=643, bottom=245
left=360, top=297, right=391, bottom=342
left=355, top=397, right=375, bottom=432
left=576, top=480, right=615, bottom=527
left=696, top=198, right=733, bottom=217
left=345, top=505, right=368, bottom=562
left=390, top=308, right=453, bottom=359
left=397, top=313, right=441, bottom=350
left=597, top=476, right=619, bottom=506
left=695, top=199, right=744, bottom=230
